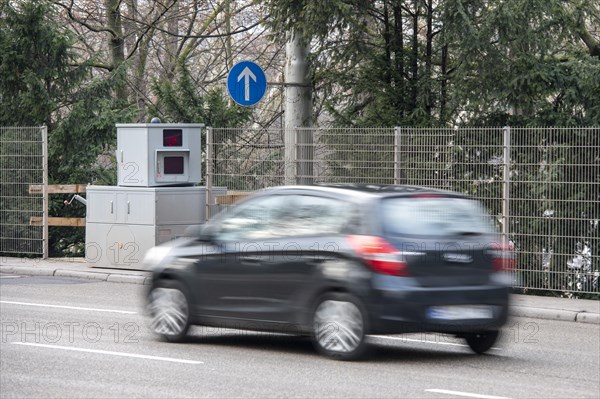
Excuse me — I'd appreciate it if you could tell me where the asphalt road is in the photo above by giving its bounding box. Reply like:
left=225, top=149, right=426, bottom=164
left=1, top=274, right=599, bottom=399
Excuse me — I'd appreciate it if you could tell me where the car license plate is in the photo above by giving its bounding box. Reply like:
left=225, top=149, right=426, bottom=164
left=427, top=305, right=493, bottom=320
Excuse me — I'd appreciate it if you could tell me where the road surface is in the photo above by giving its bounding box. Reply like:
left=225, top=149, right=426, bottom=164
left=1, top=274, right=598, bottom=398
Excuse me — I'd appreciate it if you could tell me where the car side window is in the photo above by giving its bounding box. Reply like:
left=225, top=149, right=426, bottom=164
left=214, top=195, right=293, bottom=241
left=213, top=194, right=356, bottom=241
left=275, top=195, right=355, bottom=237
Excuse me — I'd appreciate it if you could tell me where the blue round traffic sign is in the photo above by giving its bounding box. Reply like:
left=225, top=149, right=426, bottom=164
left=227, top=61, right=267, bottom=106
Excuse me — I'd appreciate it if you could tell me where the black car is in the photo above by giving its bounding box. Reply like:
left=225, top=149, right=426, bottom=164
left=144, top=184, right=513, bottom=360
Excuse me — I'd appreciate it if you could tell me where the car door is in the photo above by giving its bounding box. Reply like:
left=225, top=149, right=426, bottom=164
left=193, top=192, right=357, bottom=326
left=260, top=194, right=359, bottom=324
left=193, top=194, right=293, bottom=322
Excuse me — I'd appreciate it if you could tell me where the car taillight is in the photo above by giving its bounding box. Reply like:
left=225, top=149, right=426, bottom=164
left=490, top=243, right=516, bottom=272
left=347, top=235, right=409, bottom=276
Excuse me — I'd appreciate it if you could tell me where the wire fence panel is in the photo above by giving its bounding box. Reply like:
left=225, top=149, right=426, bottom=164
left=308, top=127, right=504, bottom=218
left=395, top=127, right=456, bottom=190
left=509, top=127, right=599, bottom=297
left=449, top=127, right=506, bottom=230
left=0, top=127, right=46, bottom=256
left=298, top=127, right=397, bottom=184
left=206, top=128, right=286, bottom=216
left=208, top=128, right=286, bottom=190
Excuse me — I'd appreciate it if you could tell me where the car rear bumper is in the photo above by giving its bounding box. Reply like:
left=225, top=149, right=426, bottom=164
left=368, top=276, right=510, bottom=334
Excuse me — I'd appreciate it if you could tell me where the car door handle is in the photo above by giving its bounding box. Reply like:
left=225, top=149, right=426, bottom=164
left=307, top=255, right=330, bottom=264
left=239, top=256, right=263, bottom=265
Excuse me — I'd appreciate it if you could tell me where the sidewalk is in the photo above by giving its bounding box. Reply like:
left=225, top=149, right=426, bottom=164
left=1, top=256, right=598, bottom=325
left=0, top=256, right=151, bottom=285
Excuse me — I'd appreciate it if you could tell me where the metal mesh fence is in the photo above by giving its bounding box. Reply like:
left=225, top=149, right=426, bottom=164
left=298, top=127, right=397, bottom=184
left=509, top=127, right=599, bottom=296
left=208, top=128, right=286, bottom=190
left=395, top=127, right=456, bottom=190
left=299, top=126, right=505, bottom=219
left=0, top=127, right=46, bottom=256
left=205, top=128, right=286, bottom=217
left=207, top=126, right=599, bottom=296
left=3, top=125, right=596, bottom=295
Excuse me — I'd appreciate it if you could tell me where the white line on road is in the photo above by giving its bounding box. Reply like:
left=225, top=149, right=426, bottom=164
left=0, top=300, right=137, bottom=314
left=12, top=342, right=203, bottom=365
left=374, top=335, right=501, bottom=350
left=425, top=389, right=511, bottom=399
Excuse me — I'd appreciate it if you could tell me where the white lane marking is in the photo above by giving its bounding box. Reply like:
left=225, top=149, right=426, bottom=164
left=12, top=342, right=203, bottom=365
left=374, top=335, right=501, bottom=350
left=425, top=389, right=511, bottom=399
left=0, top=275, right=21, bottom=279
left=0, top=300, right=137, bottom=315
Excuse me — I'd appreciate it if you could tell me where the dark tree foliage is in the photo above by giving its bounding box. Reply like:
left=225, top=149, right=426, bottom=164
left=1, top=1, right=136, bottom=257
left=264, top=0, right=600, bottom=127
left=0, top=0, right=85, bottom=127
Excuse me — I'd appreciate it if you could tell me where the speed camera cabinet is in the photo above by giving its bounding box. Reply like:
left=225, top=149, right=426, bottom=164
left=85, top=185, right=226, bottom=269
left=116, top=123, right=203, bottom=187
left=85, top=123, right=225, bottom=269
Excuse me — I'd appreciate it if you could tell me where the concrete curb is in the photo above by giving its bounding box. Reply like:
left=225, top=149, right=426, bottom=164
left=0, top=266, right=55, bottom=277
left=107, top=274, right=147, bottom=285
left=54, top=269, right=109, bottom=281
left=1, top=265, right=150, bottom=285
left=575, top=312, right=600, bottom=325
left=510, top=306, right=578, bottom=322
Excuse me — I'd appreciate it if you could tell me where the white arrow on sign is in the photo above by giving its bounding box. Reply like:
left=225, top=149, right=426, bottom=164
left=238, top=66, right=257, bottom=101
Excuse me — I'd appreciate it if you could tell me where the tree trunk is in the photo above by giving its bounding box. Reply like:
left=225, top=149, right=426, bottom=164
left=125, top=0, right=149, bottom=121
left=383, top=1, right=392, bottom=85
left=164, top=0, right=179, bottom=80
left=393, top=3, right=404, bottom=118
left=411, top=0, right=419, bottom=111
left=440, top=43, right=448, bottom=125
left=425, top=0, right=433, bottom=117
left=105, top=0, right=127, bottom=102
left=284, top=31, right=312, bottom=185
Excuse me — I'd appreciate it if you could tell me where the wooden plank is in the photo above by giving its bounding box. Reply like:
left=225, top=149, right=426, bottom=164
left=215, top=193, right=251, bottom=205
left=29, top=184, right=87, bottom=194
left=30, top=216, right=86, bottom=227
left=226, top=190, right=253, bottom=196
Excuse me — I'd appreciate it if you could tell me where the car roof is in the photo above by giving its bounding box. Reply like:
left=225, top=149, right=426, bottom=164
left=262, top=183, right=469, bottom=199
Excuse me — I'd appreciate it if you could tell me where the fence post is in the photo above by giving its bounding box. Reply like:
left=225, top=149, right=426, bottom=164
left=296, top=127, right=314, bottom=185
left=284, top=128, right=296, bottom=185
left=42, top=126, right=48, bottom=259
left=394, top=127, right=402, bottom=185
left=502, top=126, right=511, bottom=247
left=205, top=127, right=213, bottom=222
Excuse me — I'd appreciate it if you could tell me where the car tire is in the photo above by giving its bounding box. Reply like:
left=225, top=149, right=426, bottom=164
left=147, top=280, right=191, bottom=343
left=464, top=330, right=499, bottom=354
left=311, top=292, right=368, bottom=360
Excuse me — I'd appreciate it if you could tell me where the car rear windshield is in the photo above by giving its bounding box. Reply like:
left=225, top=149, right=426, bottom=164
left=381, top=196, right=496, bottom=236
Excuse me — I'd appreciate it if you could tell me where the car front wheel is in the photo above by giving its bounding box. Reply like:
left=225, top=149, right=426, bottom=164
left=147, top=281, right=191, bottom=342
left=464, top=330, right=499, bottom=354
left=312, top=293, right=368, bottom=360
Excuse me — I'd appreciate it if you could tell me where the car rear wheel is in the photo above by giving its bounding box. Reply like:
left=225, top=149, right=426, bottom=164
left=148, top=281, right=191, bottom=342
left=312, top=293, right=368, bottom=360
left=464, top=330, right=499, bottom=354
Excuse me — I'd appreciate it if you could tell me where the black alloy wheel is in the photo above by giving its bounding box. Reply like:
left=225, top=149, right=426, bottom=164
left=148, top=280, right=191, bottom=342
left=312, top=292, right=369, bottom=360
